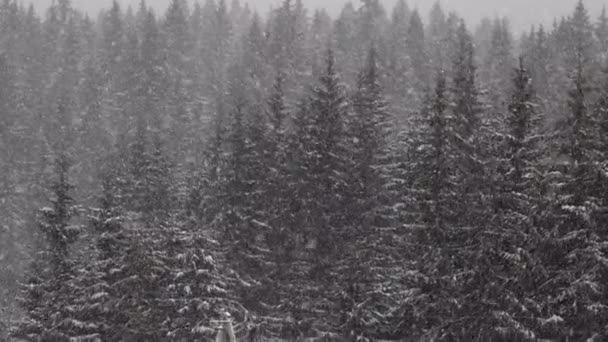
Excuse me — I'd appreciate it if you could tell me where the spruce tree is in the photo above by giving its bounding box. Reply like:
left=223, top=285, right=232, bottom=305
left=427, top=1, right=448, bottom=71
left=597, top=6, right=608, bottom=62
left=385, top=0, right=412, bottom=121
left=406, top=10, right=429, bottom=97
left=406, top=22, right=492, bottom=340
left=481, top=18, right=515, bottom=111
left=13, top=154, right=81, bottom=341
left=537, top=54, right=608, bottom=340
left=483, top=58, right=546, bottom=340
left=450, top=21, right=487, bottom=227
left=0, top=53, right=29, bottom=330
left=283, top=49, right=351, bottom=335
left=339, top=47, right=399, bottom=340
left=100, top=0, right=123, bottom=82
left=334, top=3, right=358, bottom=84
left=401, top=70, right=455, bottom=339
left=264, top=71, right=293, bottom=266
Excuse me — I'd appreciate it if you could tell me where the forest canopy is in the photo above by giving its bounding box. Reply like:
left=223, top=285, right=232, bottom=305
left=1, top=0, right=608, bottom=341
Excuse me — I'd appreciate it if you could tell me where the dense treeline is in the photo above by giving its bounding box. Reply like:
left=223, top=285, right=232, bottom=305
left=2, top=0, right=608, bottom=340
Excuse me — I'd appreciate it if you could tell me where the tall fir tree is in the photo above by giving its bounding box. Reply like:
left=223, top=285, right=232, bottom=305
left=537, top=51, right=608, bottom=340
left=13, top=154, right=81, bottom=341
left=338, top=47, right=400, bottom=340
left=480, top=17, right=515, bottom=112
left=406, top=10, right=429, bottom=99
left=482, top=59, right=547, bottom=340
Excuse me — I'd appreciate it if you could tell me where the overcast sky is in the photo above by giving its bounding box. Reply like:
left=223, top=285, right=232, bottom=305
left=26, top=0, right=608, bottom=34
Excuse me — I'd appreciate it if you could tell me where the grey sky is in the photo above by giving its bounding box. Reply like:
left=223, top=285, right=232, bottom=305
left=26, top=0, right=608, bottom=34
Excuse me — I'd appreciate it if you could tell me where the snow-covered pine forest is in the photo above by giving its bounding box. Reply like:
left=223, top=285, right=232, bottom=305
left=1, top=0, right=608, bottom=340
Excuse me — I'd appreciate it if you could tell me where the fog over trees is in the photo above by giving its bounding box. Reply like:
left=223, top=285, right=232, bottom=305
left=26, top=0, right=608, bottom=35
left=2, top=0, right=608, bottom=341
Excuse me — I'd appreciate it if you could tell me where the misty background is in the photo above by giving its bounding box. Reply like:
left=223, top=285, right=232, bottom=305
left=2, top=0, right=608, bottom=339
left=26, top=0, right=607, bottom=34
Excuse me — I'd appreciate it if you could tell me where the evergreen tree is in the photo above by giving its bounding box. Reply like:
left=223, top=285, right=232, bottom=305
left=484, top=58, right=547, bottom=340
left=597, top=6, right=608, bottom=62
left=565, top=0, right=596, bottom=70
left=339, top=48, right=398, bottom=340
left=100, top=0, right=124, bottom=82
left=303, top=48, right=350, bottom=259
left=399, top=70, right=448, bottom=339
left=266, top=0, right=308, bottom=99
left=283, top=49, right=351, bottom=335
left=13, top=154, right=81, bottom=341
left=405, top=22, right=491, bottom=340
left=527, top=26, right=551, bottom=103
left=481, top=17, right=515, bottom=111
left=449, top=21, right=487, bottom=227
left=427, top=1, right=448, bottom=71
left=164, top=0, right=190, bottom=74
left=333, top=2, right=358, bottom=83
left=75, top=57, right=111, bottom=205
left=308, top=9, right=333, bottom=80
left=385, top=0, right=412, bottom=121
left=536, top=55, right=608, bottom=341
left=0, top=53, right=29, bottom=329
left=348, top=48, right=393, bottom=234
left=406, top=10, right=429, bottom=98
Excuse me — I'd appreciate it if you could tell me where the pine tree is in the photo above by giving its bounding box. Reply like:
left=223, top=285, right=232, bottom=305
left=61, top=156, right=128, bottom=340
left=304, top=48, right=350, bottom=260
left=408, top=70, right=452, bottom=240
left=126, top=120, right=172, bottom=224
left=405, top=22, right=492, bottom=340
left=427, top=1, right=448, bottom=71
left=338, top=47, right=399, bottom=340
left=264, top=72, right=291, bottom=261
left=200, top=58, right=276, bottom=323
left=281, top=49, right=351, bottom=335
left=13, top=154, right=81, bottom=341
left=0, top=53, right=29, bottom=329
left=482, top=58, right=546, bottom=340
left=537, top=54, right=608, bottom=341
left=100, top=0, right=123, bottom=82
left=406, top=10, right=429, bottom=97
left=597, top=6, right=608, bottom=62
left=565, top=0, right=596, bottom=70
left=449, top=21, right=487, bottom=227
left=267, top=0, right=308, bottom=98
left=348, top=48, right=393, bottom=232
left=162, top=224, right=242, bottom=340
left=388, top=0, right=410, bottom=73
left=75, top=57, right=111, bottom=205
left=204, top=0, right=232, bottom=94
left=164, top=0, right=190, bottom=74
left=122, top=7, right=174, bottom=224
left=334, top=2, right=358, bottom=84
left=481, top=17, right=515, bottom=111
left=308, top=9, right=333, bottom=80
left=594, top=61, right=608, bottom=227
left=356, top=0, right=387, bottom=53
left=385, top=0, right=411, bottom=121
left=399, top=70, right=455, bottom=339
left=528, top=25, right=551, bottom=102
